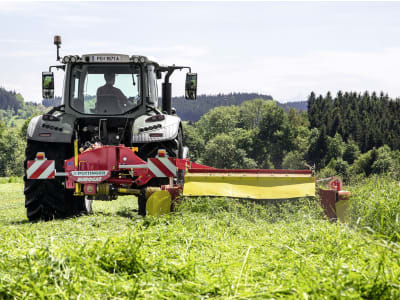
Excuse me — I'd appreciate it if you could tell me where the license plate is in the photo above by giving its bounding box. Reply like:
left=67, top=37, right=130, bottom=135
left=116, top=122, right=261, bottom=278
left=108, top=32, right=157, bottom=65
left=90, top=55, right=122, bottom=63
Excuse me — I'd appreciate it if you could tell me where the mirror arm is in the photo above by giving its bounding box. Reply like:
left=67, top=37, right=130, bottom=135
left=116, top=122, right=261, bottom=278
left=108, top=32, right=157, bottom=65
left=157, top=65, right=191, bottom=75
left=164, top=69, right=173, bottom=84
left=158, top=65, right=194, bottom=112
left=49, top=65, right=66, bottom=72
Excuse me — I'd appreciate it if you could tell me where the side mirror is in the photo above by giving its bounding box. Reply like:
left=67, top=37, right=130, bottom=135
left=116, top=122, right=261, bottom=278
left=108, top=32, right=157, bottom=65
left=185, top=73, right=197, bottom=100
left=42, top=72, right=55, bottom=99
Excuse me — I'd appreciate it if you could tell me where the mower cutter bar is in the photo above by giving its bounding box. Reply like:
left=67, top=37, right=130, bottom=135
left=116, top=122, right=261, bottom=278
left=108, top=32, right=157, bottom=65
left=188, top=168, right=311, bottom=174
left=183, top=168, right=315, bottom=200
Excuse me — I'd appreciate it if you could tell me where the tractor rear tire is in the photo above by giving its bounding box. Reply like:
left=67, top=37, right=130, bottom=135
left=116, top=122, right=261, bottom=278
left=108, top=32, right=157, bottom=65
left=24, top=140, right=88, bottom=221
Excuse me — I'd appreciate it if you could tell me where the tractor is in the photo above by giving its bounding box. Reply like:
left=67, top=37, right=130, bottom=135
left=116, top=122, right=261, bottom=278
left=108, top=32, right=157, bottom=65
left=25, top=36, right=317, bottom=222
left=24, top=35, right=197, bottom=221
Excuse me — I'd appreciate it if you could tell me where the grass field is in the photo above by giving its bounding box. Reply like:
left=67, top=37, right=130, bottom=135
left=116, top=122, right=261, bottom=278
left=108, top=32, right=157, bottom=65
left=0, top=180, right=400, bottom=299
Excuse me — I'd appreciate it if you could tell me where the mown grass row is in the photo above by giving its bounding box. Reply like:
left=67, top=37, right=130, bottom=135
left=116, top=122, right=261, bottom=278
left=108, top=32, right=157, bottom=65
left=0, top=182, right=399, bottom=298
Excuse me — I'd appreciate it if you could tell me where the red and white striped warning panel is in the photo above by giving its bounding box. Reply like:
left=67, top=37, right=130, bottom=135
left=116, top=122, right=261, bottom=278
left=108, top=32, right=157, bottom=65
left=118, top=157, right=178, bottom=178
left=148, top=157, right=177, bottom=177
left=27, top=160, right=55, bottom=179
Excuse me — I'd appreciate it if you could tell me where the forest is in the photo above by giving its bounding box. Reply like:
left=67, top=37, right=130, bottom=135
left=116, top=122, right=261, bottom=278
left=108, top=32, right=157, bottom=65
left=183, top=92, right=400, bottom=181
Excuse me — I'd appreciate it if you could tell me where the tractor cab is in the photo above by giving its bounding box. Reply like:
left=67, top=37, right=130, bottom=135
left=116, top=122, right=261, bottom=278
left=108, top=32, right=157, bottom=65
left=43, top=52, right=197, bottom=117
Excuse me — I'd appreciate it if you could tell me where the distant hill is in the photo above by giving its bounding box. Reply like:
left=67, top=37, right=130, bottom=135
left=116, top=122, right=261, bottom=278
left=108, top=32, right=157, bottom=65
left=173, top=93, right=274, bottom=121
left=172, top=93, right=308, bottom=121
left=0, top=87, right=24, bottom=111
left=279, top=101, right=308, bottom=112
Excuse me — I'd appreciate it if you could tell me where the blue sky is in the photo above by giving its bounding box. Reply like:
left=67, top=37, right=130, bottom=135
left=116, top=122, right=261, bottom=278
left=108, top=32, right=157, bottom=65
left=1, top=1, right=400, bottom=102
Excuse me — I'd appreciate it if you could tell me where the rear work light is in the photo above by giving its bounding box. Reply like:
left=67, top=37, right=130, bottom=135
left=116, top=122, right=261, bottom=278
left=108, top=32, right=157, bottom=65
left=145, top=115, right=165, bottom=122
left=157, top=149, right=166, bottom=157
left=42, top=114, right=60, bottom=121
left=36, top=152, right=46, bottom=160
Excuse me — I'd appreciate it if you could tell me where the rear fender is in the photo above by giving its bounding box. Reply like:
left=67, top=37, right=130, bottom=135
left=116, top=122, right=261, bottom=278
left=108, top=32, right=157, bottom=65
left=27, top=114, right=75, bottom=143
left=132, top=114, right=180, bottom=143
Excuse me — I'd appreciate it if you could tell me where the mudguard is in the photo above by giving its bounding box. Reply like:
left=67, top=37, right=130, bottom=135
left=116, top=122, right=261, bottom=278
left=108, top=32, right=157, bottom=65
left=27, top=114, right=75, bottom=143
left=131, top=114, right=181, bottom=143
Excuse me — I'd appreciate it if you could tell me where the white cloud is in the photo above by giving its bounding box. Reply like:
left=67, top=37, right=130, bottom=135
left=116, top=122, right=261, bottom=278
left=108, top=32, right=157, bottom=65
left=190, top=48, right=400, bottom=101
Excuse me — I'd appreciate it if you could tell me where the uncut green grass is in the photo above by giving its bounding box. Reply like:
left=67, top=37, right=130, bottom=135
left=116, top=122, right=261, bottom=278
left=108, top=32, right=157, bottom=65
left=0, top=183, right=400, bottom=299
left=349, top=175, right=400, bottom=241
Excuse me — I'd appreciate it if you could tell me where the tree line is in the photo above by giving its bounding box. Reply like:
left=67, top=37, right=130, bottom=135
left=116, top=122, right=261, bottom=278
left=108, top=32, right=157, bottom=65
left=173, top=92, right=273, bottom=121
left=173, top=93, right=308, bottom=122
left=308, top=91, right=400, bottom=152
left=0, top=87, right=24, bottom=111
left=184, top=93, right=400, bottom=180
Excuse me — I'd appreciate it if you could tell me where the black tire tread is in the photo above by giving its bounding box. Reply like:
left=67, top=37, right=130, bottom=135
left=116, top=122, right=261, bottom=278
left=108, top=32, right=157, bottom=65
left=24, top=140, right=87, bottom=221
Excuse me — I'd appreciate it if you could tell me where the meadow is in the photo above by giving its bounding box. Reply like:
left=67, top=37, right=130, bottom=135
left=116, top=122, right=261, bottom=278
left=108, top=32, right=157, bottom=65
left=0, top=178, right=399, bottom=299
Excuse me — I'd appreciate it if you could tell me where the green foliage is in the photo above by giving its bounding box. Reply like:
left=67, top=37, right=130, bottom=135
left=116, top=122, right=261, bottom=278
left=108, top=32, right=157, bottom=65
left=0, top=91, right=47, bottom=177
left=307, top=90, right=400, bottom=152
left=281, top=151, right=306, bottom=169
left=183, top=96, right=400, bottom=176
left=256, top=101, right=294, bottom=168
left=181, top=122, right=204, bottom=162
left=343, top=139, right=361, bottom=164
left=202, top=134, right=256, bottom=169
left=0, top=129, right=26, bottom=176
left=326, top=133, right=345, bottom=162
left=15, top=93, right=24, bottom=105
left=371, top=145, right=397, bottom=174
left=238, top=98, right=271, bottom=130
left=229, top=127, right=256, bottom=153
left=0, top=87, right=23, bottom=111
left=0, top=102, right=47, bottom=129
left=196, top=105, right=240, bottom=142
left=288, top=108, right=309, bottom=128
left=307, top=127, right=328, bottom=169
left=325, top=158, right=350, bottom=179
left=1, top=88, right=399, bottom=179
left=317, top=167, right=336, bottom=180
left=351, top=145, right=397, bottom=177
left=20, top=118, right=30, bottom=138
left=0, top=121, right=5, bottom=136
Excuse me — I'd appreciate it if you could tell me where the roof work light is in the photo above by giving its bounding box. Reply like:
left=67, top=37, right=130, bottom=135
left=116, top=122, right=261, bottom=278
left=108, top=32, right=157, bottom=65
left=54, top=35, right=62, bottom=61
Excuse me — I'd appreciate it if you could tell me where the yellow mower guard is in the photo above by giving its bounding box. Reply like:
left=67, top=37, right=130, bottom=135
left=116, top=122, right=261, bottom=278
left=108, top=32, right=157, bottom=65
left=183, top=170, right=315, bottom=200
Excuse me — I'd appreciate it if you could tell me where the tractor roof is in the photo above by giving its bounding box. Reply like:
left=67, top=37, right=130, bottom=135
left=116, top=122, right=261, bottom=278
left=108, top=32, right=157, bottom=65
left=61, top=53, right=159, bottom=66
